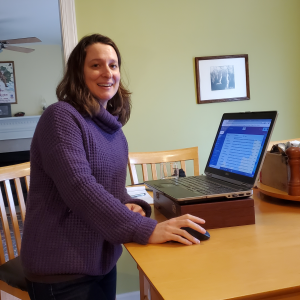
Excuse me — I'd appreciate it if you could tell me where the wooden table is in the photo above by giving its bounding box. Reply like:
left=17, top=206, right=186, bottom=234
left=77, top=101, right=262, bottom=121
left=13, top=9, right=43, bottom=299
left=124, top=188, right=300, bottom=300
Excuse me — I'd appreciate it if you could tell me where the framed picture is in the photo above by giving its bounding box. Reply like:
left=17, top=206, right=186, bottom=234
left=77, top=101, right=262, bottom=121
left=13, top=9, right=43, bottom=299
left=0, top=61, right=17, bottom=104
left=0, top=103, right=12, bottom=118
left=195, top=54, right=250, bottom=104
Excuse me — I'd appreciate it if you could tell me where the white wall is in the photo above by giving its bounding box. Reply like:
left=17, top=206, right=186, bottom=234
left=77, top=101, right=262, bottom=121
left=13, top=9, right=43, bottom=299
left=0, top=45, right=63, bottom=116
left=75, top=0, right=300, bottom=295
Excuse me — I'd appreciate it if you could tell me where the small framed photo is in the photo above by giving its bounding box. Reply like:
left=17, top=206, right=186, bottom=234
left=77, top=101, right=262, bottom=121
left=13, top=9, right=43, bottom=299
left=0, top=103, right=12, bottom=118
left=195, top=54, right=250, bottom=104
left=0, top=61, right=18, bottom=104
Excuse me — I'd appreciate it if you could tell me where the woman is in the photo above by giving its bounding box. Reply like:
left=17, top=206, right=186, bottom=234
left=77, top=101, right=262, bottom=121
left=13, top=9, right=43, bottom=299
left=21, top=34, right=206, bottom=300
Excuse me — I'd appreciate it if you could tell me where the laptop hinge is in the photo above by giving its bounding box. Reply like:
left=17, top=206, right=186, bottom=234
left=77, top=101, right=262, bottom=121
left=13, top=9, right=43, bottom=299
left=205, top=172, right=252, bottom=189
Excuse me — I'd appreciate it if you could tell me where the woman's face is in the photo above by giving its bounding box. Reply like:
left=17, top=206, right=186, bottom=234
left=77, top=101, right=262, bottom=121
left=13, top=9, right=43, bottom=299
left=84, top=43, right=120, bottom=108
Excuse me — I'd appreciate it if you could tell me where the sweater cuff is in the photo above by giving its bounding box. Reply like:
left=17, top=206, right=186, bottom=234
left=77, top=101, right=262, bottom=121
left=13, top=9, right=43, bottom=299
left=124, top=199, right=152, bottom=218
left=132, top=217, right=157, bottom=245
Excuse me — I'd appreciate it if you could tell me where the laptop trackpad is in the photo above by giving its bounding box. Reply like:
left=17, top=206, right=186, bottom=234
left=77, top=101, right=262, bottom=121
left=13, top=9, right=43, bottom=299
left=159, top=182, right=177, bottom=188
left=157, top=185, right=200, bottom=198
left=154, top=180, right=176, bottom=188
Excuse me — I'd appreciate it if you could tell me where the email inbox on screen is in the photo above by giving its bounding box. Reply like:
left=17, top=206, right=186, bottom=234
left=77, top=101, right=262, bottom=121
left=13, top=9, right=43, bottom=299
left=208, top=119, right=271, bottom=177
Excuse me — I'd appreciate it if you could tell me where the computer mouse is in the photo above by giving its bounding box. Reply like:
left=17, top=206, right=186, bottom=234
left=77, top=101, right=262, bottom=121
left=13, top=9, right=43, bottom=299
left=181, top=227, right=210, bottom=241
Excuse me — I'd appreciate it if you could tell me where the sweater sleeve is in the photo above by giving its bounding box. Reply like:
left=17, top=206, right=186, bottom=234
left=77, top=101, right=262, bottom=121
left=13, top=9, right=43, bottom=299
left=35, top=105, right=157, bottom=245
left=121, top=188, right=152, bottom=217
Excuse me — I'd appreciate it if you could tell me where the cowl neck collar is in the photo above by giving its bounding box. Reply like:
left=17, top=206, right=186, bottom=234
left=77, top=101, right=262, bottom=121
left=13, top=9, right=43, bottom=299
left=92, top=106, right=122, bottom=134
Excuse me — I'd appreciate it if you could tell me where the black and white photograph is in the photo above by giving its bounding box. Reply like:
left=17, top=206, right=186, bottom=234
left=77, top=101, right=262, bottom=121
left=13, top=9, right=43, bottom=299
left=210, top=65, right=235, bottom=91
left=195, top=54, right=250, bottom=104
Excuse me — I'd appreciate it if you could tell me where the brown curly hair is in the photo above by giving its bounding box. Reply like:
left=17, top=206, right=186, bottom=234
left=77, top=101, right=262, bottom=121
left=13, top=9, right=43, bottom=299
left=56, top=34, right=131, bottom=125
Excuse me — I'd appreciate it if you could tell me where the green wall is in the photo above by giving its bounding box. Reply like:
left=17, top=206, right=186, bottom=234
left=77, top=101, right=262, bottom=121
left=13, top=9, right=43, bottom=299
left=0, top=45, right=63, bottom=116
left=75, top=0, right=300, bottom=295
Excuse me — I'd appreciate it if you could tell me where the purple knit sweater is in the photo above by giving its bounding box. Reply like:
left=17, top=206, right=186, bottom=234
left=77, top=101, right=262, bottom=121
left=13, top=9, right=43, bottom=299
left=21, top=101, right=157, bottom=276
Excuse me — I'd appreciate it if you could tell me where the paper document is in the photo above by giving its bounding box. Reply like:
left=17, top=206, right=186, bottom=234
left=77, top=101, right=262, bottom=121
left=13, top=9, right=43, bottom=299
left=126, top=186, right=153, bottom=204
left=290, top=140, right=300, bottom=147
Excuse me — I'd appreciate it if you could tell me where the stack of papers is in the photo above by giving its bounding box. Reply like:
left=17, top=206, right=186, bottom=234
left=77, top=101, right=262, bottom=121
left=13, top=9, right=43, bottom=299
left=126, top=186, right=153, bottom=204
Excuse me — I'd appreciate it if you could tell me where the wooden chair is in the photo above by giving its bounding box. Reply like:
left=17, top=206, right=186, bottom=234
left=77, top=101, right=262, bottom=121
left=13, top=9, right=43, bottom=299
left=128, top=147, right=199, bottom=185
left=0, top=162, right=30, bottom=300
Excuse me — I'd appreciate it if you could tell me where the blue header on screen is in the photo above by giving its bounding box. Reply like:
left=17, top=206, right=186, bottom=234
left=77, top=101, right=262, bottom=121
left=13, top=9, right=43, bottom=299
left=208, top=119, right=272, bottom=177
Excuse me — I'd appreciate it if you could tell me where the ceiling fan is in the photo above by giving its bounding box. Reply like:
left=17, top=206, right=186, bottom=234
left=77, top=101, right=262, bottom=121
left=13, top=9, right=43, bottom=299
left=0, top=37, right=42, bottom=53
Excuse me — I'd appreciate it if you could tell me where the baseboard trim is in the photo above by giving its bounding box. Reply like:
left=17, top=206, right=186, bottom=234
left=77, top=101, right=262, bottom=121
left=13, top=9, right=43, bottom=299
left=116, top=291, right=140, bottom=300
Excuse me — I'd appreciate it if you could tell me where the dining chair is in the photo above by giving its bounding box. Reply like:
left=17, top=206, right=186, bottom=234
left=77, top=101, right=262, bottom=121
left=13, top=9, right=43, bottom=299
left=128, top=147, right=200, bottom=185
left=0, top=162, right=30, bottom=300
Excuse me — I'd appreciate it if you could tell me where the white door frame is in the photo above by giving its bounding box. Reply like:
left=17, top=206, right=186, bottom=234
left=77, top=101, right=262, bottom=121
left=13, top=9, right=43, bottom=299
left=59, top=0, right=78, bottom=65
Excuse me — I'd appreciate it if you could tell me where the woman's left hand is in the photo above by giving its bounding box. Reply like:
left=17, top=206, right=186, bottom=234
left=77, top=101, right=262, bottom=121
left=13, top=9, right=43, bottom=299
left=125, top=203, right=145, bottom=217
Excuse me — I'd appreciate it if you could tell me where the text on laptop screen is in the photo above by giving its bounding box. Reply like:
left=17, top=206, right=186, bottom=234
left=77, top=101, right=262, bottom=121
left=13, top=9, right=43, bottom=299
left=208, top=119, right=272, bottom=177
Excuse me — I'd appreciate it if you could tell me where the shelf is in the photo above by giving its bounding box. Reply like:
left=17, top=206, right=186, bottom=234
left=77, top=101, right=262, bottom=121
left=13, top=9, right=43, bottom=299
left=257, top=182, right=300, bottom=201
left=0, top=115, right=40, bottom=140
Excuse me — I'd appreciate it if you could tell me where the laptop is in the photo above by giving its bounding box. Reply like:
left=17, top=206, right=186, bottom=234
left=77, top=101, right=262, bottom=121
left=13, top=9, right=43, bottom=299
left=145, top=111, right=278, bottom=204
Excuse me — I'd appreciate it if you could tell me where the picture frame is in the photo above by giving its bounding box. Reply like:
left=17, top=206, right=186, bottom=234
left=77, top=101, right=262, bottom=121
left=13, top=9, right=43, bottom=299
left=0, top=61, right=18, bottom=104
left=195, top=54, right=250, bottom=104
left=0, top=103, right=12, bottom=118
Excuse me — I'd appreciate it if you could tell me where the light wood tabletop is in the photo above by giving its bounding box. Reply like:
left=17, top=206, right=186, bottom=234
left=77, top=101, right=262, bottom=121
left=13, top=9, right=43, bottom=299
left=124, top=188, right=300, bottom=300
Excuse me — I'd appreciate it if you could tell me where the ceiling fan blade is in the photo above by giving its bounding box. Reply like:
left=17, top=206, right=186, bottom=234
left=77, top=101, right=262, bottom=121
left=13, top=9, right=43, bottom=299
left=4, top=45, right=35, bottom=53
left=2, top=37, right=42, bottom=44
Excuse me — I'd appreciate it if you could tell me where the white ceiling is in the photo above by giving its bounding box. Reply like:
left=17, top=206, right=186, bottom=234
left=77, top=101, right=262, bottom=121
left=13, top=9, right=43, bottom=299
left=0, top=0, right=62, bottom=45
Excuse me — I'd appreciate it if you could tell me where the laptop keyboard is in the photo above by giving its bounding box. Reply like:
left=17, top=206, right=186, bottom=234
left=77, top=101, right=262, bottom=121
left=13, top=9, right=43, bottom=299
left=169, top=176, right=244, bottom=195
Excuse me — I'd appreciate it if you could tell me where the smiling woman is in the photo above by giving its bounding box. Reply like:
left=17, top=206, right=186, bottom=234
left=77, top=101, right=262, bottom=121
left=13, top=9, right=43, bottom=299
left=56, top=34, right=132, bottom=125
left=20, top=33, right=207, bottom=300
left=20, top=33, right=157, bottom=300
left=83, top=43, right=120, bottom=108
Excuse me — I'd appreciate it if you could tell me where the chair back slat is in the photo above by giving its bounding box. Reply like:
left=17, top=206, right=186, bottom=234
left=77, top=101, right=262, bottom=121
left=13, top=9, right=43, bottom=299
left=0, top=233, right=5, bottom=265
left=0, top=190, right=15, bottom=262
left=25, top=176, right=30, bottom=191
left=180, top=160, right=187, bottom=174
left=128, top=147, right=200, bottom=184
left=4, top=180, right=22, bottom=255
left=193, top=157, right=200, bottom=176
left=162, top=163, right=168, bottom=178
left=151, top=164, right=157, bottom=180
left=129, top=164, right=139, bottom=185
left=142, top=164, right=148, bottom=181
left=14, top=178, right=26, bottom=223
left=170, top=162, right=174, bottom=175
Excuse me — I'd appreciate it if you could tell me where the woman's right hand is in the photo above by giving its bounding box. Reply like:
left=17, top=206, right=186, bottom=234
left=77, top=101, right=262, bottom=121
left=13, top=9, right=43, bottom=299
left=148, top=214, right=206, bottom=245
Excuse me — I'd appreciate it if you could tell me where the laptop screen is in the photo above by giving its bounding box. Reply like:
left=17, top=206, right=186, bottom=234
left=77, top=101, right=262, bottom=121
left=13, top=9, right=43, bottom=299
left=205, top=111, right=277, bottom=186
left=208, top=119, right=272, bottom=178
